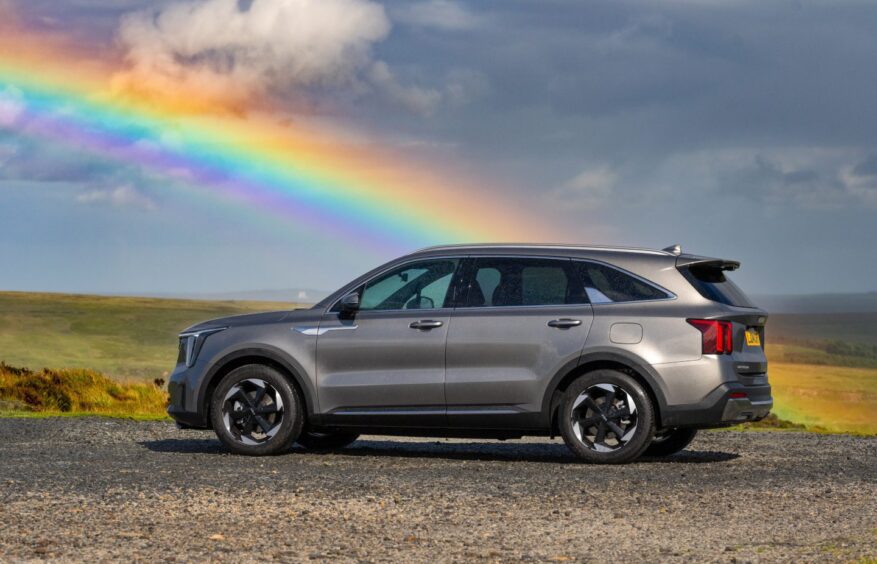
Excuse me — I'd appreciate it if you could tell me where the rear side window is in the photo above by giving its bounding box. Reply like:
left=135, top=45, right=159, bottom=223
left=680, top=265, right=755, bottom=308
left=464, top=257, right=586, bottom=307
left=576, top=261, right=670, bottom=303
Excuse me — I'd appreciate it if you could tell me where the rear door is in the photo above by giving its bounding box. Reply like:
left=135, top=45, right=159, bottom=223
left=445, top=256, right=593, bottom=428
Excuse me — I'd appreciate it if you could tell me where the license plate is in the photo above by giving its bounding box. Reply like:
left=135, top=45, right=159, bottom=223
left=745, top=329, right=761, bottom=347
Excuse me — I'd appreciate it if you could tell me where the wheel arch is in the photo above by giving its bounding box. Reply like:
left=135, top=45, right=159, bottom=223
left=198, top=346, right=317, bottom=421
left=542, top=350, right=669, bottom=435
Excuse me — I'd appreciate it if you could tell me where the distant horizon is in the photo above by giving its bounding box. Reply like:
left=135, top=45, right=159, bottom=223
left=0, top=287, right=877, bottom=314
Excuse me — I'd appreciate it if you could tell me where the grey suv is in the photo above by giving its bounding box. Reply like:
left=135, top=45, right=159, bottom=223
left=168, top=244, right=771, bottom=463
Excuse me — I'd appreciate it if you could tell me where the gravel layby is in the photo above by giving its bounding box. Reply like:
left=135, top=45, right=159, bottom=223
left=0, top=418, right=874, bottom=562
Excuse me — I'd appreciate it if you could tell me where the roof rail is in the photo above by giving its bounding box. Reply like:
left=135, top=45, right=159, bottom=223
left=411, top=243, right=675, bottom=256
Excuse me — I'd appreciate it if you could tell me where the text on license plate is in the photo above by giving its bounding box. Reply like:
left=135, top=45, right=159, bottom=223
left=745, top=329, right=761, bottom=347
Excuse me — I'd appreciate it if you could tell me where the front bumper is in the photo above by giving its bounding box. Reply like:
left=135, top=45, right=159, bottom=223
left=167, top=367, right=210, bottom=429
left=661, top=382, right=773, bottom=428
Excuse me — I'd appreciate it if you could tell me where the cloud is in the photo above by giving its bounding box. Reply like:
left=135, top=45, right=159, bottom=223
left=735, top=156, right=848, bottom=209
left=75, top=185, right=157, bottom=210
left=367, top=62, right=442, bottom=116
left=0, top=87, right=25, bottom=127
left=391, top=0, right=483, bottom=31
left=648, top=148, right=877, bottom=211
left=851, top=154, right=877, bottom=178
left=113, top=0, right=391, bottom=109
left=550, top=167, right=617, bottom=211
left=842, top=155, right=877, bottom=207
left=0, top=138, right=118, bottom=182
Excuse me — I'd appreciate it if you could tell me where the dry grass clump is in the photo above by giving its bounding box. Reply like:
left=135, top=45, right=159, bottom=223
left=0, top=362, right=168, bottom=417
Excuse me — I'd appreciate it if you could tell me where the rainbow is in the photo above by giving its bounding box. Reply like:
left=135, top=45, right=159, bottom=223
left=0, top=47, right=559, bottom=254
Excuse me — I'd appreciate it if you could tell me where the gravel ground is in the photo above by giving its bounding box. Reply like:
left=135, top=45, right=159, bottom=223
left=0, top=418, right=874, bottom=562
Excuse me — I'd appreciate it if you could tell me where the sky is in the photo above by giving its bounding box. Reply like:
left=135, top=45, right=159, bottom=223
left=1, top=0, right=876, bottom=296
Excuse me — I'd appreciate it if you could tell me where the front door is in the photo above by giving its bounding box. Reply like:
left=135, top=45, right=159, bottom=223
left=445, top=256, right=593, bottom=428
left=316, top=257, right=461, bottom=427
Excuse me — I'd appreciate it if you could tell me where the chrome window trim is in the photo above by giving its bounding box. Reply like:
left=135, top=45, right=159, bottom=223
left=452, top=255, right=677, bottom=310
left=325, top=253, right=676, bottom=313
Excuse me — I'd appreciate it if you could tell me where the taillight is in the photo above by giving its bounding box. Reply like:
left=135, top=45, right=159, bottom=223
left=687, top=319, right=733, bottom=354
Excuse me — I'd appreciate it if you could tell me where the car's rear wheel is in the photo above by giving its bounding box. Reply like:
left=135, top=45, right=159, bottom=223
left=210, top=364, right=304, bottom=456
left=296, top=430, right=360, bottom=451
left=644, top=428, right=698, bottom=457
left=559, top=369, right=655, bottom=464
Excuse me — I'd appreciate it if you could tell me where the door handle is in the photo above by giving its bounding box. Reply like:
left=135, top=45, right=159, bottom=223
left=547, top=318, right=582, bottom=329
left=410, top=320, right=444, bottom=330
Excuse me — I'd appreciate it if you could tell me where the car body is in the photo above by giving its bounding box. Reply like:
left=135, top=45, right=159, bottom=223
left=168, top=243, right=772, bottom=462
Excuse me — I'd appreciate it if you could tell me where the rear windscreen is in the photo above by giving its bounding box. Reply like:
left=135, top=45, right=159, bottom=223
left=680, top=265, right=756, bottom=308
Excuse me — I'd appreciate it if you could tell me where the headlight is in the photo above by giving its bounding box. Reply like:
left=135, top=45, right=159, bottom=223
left=178, top=327, right=227, bottom=367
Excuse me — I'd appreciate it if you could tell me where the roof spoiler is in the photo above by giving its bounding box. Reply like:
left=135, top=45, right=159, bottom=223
left=676, top=255, right=741, bottom=271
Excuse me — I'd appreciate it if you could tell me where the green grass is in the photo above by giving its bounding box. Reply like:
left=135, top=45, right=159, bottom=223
left=0, top=291, right=303, bottom=381
left=764, top=362, right=877, bottom=435
left=0, top=362, right=168, bottom=417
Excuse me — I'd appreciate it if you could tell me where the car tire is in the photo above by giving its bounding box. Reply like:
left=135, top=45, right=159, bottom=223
left=210, top=364, right=304, bottom=456
left=559, top=369, right=655, bottom=464
left=644, top=428, right=698, bottom=457
left=296, top=430, right=360, bottom=451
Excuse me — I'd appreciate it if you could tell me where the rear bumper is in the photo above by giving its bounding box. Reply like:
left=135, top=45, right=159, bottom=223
left=660, top=382, right=772, bottom=428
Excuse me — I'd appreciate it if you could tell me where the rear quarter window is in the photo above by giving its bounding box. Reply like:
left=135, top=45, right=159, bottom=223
left=577, top=262, right=671, bottom=303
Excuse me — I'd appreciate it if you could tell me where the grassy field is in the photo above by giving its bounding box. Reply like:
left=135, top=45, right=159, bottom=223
left=0, top=291, right=302, bottom=381
left=0, top=291, right=874, bottom=433
left=0, top=362, right=167, bottom=419
left=767, top=362, right=877, bottom=435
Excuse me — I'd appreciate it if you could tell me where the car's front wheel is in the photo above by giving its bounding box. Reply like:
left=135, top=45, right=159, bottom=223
left=559, top=369, right=655, bottom=464
left=210, top=364, right=304, bottom=456
left=644, top=428, right=698, bottom=457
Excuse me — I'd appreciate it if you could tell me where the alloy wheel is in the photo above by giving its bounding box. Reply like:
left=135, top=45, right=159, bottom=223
left=222, top=378, right=285, bottom=446
left=570, top=383, right=639, bottom=453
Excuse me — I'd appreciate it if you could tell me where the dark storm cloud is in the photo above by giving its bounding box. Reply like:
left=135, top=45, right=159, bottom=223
left=3, top=0, right=877, bottom=293
left=852, top=155, right=877, bottom=178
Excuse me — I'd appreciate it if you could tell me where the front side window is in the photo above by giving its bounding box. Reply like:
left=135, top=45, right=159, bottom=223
left=576, top=261, right=669, bottom=303
left=464, top=257, right=586, bottom=307
left=358, top=258, right=459, bottom=311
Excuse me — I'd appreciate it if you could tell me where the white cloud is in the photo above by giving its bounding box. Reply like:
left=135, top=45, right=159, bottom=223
left=392, top=0, right=483, bottom=31
left=368, top=61, right=442, bottom=116
left=644, top=147, right=877, bottom=210
left=114, top=0, right=391, bottom=107
left=76, top=185, right=157, bottom=210
left=841, top=159, right=877, bottom=207
left=0, top=86, right=25, bottom=127
left=551, top=167, right=617, bottom=211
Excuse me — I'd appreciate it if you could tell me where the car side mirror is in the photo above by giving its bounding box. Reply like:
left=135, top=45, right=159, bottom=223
left=339, top=293, right=360, bottom=316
